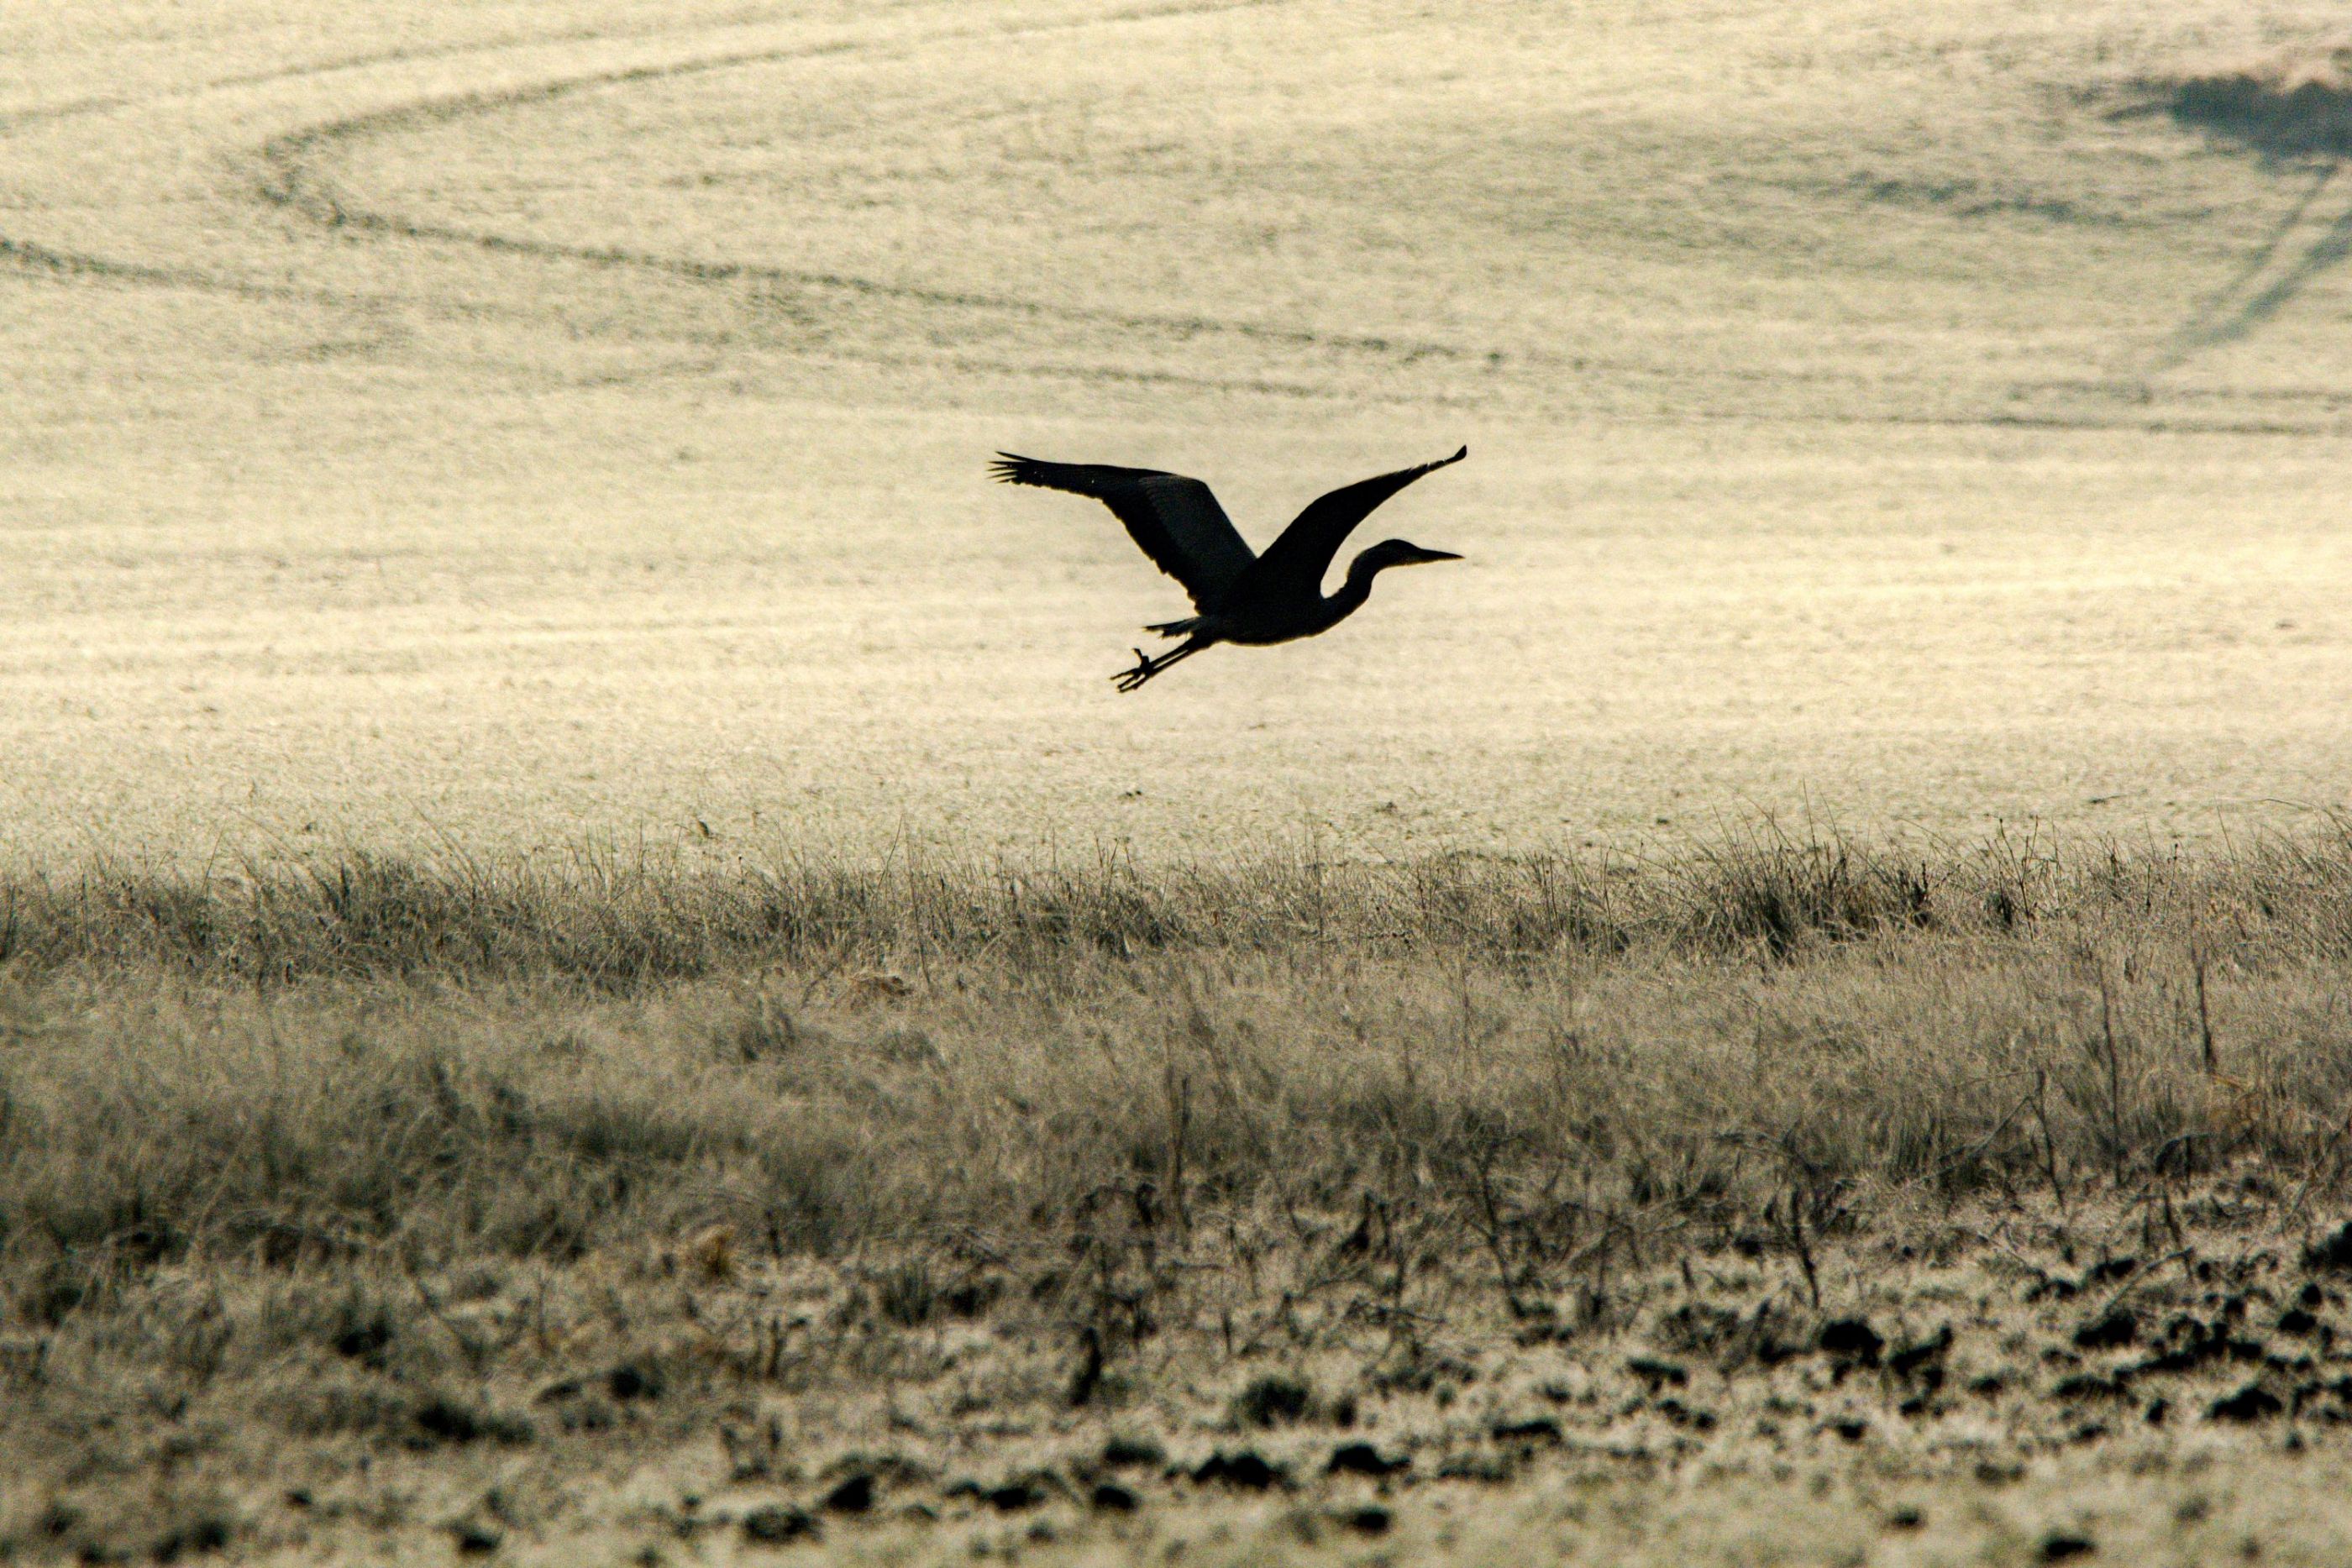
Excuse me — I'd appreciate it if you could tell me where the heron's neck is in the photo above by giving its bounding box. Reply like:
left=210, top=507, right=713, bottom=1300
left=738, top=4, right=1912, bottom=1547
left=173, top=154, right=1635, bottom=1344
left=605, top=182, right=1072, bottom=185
left=1325, top=552, right=1391, bottom=619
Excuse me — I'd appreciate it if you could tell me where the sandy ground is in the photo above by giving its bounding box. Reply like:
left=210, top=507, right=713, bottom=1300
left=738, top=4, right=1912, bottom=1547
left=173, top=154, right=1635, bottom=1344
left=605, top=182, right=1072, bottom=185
left=4, top=0, right=2351, bottom=865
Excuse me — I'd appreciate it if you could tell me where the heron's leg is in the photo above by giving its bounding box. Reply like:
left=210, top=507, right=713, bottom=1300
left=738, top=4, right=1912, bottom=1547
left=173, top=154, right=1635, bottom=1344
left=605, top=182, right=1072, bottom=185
left=1112, top=639, right=1204, bottom=693
left=1112, top=648, right=1165, bottom=693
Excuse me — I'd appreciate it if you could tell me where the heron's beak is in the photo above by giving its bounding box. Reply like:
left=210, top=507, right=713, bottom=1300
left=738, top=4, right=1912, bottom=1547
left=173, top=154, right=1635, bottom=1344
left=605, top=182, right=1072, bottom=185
left=1414, top=549, right=1462, bottom=564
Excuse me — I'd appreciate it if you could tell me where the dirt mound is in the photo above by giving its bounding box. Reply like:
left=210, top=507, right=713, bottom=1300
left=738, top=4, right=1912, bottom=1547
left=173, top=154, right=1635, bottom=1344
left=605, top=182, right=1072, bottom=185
left=2147, top=45, right=2352, bottom=157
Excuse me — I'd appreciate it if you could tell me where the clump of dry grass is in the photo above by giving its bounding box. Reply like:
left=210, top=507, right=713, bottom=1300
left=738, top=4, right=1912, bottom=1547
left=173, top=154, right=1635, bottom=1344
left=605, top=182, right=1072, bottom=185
left=2142, top=44, right=2352, bottom=157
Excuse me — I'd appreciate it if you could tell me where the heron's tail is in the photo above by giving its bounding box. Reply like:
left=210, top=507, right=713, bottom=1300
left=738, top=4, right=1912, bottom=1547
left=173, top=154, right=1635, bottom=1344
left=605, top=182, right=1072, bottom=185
left=1145, top=616, right=1203, bottom=639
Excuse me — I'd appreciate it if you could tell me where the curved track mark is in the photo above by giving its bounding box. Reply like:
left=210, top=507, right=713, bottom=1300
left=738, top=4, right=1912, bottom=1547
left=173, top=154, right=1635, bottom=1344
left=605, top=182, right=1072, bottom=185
left=247, top=23, right=1471, bottom=370
left=1, top=0, right=1423, bottom=402
left=2141, top=160, right=2352, bottom=374
left=8, top=2, right=2342, bottom=435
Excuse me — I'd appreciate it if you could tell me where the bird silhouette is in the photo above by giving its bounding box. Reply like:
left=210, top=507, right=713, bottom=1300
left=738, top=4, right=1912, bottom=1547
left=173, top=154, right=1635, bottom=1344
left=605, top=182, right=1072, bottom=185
left=990, top=446, right=1466, bottom=691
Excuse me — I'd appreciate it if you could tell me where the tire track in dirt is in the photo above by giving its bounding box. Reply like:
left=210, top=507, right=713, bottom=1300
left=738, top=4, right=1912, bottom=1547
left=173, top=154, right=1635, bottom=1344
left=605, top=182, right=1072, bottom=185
left=2, top=0, right=1440, bottom=404
left=0, top=0, right=2008, bottom=417
left=272, top=87, right=2348, bottom=431
left=250, top=163, right=1466, bottom=375
left=243, top=14, right=1474, bottom=374
left=7, top=4, right=2344, bottom=433
left=0, top=97, right=128, bottom=132
left=0, top=232, right=564, bottom=339
left=2143, top=160, right=2352, bottom=375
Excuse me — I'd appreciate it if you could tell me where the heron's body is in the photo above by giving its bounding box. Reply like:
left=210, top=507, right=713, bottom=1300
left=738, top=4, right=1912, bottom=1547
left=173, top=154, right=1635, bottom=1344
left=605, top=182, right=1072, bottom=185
left=989, top=446, right=1466, bottom=690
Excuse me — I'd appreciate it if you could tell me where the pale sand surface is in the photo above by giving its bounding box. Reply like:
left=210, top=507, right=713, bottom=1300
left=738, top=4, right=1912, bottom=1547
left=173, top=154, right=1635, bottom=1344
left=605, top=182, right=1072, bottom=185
left=4, top=0, right=2349, bottom=863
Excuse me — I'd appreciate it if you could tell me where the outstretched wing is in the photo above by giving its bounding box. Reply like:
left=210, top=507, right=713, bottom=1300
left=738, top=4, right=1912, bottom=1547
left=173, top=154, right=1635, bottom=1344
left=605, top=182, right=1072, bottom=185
left=990, top=454, right=1257, bottom=611
left=1243, top=446, right=1467, bottom=600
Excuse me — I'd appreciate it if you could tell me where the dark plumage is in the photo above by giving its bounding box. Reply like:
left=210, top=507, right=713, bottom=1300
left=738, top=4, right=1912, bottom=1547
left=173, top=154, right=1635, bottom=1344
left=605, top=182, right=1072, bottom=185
left=990, top=446, right=1466, bottom=691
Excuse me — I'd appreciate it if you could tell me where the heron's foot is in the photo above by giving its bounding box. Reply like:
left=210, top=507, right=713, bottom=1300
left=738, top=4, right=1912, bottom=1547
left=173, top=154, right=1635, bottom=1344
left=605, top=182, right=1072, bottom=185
left=1112, top=647, right=1158, bottom=693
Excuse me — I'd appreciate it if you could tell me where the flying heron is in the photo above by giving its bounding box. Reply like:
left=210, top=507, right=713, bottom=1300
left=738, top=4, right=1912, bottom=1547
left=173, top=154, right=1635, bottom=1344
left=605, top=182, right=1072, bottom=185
left=990, top=446, right=1467, bottom=691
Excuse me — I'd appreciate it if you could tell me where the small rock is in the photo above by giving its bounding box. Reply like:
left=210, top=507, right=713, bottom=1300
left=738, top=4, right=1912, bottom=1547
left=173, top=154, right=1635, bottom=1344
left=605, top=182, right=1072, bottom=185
left=411, top=1396, right=530, bottom=1448
left=2040, top=1532, right=2096, bottom=1561
left=1819, top=1319, right=1883, bottom=1365
left=1887, top=1506, right=1924, bottom=1530
left=1326, top=1442, right=1409, bottom=1478
left=2073, top=1308, right=2139, bottom=1350
left=152, top=1518, right=233, bottom=1560
left=1231, top=1373, right=1315, bottom=1428
left=451, top=1521, right=501, bottom=1556
left=742, top=1506, right=820, bottom=1545
left=333, top=1321, right=392, bottom=1361
left=1089, top=1482, right=1139, bottom=1513
left=608, top=1363, right=663, bottom=1402
left=1341, top=1505, right=1392, bottom=1535
left=2302, top=1222, right=2352, bottom=1273
left=1488, top=1416, right=1562, bottom=1445
left=984, top=1481, right=1042, bottom=1513
left=821, top=1474, right=874, bottom=1515
left=2209, top=1384, right=2284, bottom=1423
left=1192, top=1450, right=1281, bottom=1491
left=1625, top=1356, right=1688, bottom=1389
left=1099, top=1435, right=1164, bottom=1470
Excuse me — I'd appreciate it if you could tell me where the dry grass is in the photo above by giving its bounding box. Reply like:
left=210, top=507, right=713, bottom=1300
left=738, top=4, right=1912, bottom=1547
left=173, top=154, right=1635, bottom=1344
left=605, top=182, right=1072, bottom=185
left=3, top=825, right=2352, bottom=1560
left=4, top=815, right=2345, bottom=984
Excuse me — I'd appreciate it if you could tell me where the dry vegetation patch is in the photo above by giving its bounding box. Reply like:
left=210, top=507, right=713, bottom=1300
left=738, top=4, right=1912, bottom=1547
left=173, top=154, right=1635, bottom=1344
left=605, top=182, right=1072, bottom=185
left=0, top=827, right=2350, bottom=1560
left=2141, top=45, right=2352, bottom=158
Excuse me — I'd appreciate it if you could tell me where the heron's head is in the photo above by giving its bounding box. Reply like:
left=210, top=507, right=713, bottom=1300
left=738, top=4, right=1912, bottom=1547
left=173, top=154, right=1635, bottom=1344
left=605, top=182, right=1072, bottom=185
left=1356, top=538, right=1463, bottom=574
